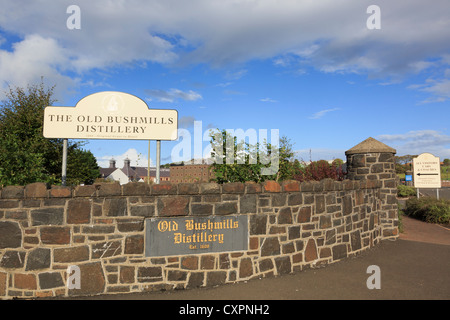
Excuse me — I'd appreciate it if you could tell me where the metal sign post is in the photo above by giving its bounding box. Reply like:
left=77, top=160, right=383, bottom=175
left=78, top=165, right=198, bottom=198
left=156, top=140, right=161, bottom=184
left=62, top=139, right=68, bottom=186
left=147, top=140, right=151, bottom=184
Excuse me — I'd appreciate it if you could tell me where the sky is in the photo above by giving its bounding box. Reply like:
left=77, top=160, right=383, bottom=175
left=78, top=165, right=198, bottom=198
left=0, top=0, right=449, bottom=169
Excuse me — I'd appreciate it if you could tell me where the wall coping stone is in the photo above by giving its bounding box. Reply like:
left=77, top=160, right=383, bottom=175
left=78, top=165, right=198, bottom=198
left=0, top=179, right=382, bottom=200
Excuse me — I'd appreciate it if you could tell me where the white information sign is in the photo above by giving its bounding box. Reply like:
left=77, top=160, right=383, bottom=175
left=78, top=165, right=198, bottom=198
left=43, top=91, right=178, bottom=140
left=413, top=153, right=441, bottom=188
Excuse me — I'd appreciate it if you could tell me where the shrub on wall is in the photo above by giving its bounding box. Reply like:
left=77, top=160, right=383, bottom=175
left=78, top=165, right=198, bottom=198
left=293, top=160, right=345, bottom=182
left=209, top=129, right=298, bottom=183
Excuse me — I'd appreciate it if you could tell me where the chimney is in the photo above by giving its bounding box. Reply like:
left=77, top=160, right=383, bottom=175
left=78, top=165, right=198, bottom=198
left=109, top=159, right=116, bottom=169
left=124, top=158, right=131, bottom=169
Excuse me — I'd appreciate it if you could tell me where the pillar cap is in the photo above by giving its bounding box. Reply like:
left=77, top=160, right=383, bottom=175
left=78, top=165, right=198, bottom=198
left=345, top=137, right=396, bottom=155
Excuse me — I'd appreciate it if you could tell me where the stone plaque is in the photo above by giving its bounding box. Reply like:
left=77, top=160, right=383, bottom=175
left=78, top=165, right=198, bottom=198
left=145, top=215, right=248, bottom=257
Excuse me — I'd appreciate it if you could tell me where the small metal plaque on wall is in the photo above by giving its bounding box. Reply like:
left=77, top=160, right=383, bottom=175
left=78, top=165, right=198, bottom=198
left=145, top=215, right=248, bottom=257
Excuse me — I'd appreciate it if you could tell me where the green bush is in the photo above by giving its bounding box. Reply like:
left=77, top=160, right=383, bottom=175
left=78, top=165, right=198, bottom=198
left=404, top=197, right=450, bottom=224
left=293, top=160, right=345, bottom=182
left=397, top=185, right=416, bottom=197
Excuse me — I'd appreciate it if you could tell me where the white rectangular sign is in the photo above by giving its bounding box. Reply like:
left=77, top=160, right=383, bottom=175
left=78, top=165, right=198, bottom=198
left=43, top=92, right=178, bottom=140
left=413, top=153, right=441, bottom=188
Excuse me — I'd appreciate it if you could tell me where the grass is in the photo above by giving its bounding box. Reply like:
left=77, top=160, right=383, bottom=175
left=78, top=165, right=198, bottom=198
left=397, top=185, right=416, bottom=197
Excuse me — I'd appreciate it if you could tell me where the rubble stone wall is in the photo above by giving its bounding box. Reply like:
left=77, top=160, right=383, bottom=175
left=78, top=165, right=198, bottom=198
left=0, top=139, right=398, bottom=299
left=0, top=177, right=398, bottom=299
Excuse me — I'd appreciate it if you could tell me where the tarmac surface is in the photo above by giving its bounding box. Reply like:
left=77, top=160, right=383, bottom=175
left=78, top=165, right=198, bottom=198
left=66, top=214, right=449, bottom=301
left=419, top=187, right=450, bottom=201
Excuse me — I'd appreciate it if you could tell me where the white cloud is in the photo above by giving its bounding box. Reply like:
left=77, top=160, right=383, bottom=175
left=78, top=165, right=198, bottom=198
left=408, top=78, right=450, bottom=103
left=260, top=98, right=277, bottom=103
left=377, top=130, right=450, bottom=158
left=0, top=34, right=76, bottom=100
left=1, top=0, right=449, bottom=101
left=224, top=69, right=248, bottom=80
left=97, top=148, right=152, bottom=168
left=273, top=56, right=293, bottom=67
left=144, top=88, right=202, bottom=103
left=308, top=108, right=340, bottom=119
left=0, top=2, right=176, bottom=99
left=215, top=82, right=233, bottom=88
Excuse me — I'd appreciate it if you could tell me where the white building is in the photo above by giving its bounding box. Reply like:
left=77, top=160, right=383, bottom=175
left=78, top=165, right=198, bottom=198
left=99, top=158, right=169, bottom=185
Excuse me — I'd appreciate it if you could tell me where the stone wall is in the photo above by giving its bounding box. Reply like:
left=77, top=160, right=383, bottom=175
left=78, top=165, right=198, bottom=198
left=345, top=137, right=399, bottom=238
left=0, top=138, right=398, bottom=299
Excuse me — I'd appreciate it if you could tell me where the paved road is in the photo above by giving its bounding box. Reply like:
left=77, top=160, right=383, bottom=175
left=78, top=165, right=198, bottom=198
left=419, top=187, right=450, bottom=200
left=63, top=216, right=449, bottom=302
left=95, top=240, right=449, bottom=301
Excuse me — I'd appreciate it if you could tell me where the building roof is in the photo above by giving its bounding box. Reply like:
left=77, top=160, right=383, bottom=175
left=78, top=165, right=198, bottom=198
left=100, top=166, right=170, bottom=178
left=99, top=167, right=117, bottom=177
left=345, top=137, right=396, bottom=155
left=100, top=158, right=171, bottom=182
left=147, top=168, right=170, bottom=177
left=172, top=158, right=214, bottom=165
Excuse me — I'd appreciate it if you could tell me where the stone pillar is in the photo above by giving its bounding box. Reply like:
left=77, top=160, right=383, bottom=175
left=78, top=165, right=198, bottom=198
left=345, top=137, right=399, bottom=239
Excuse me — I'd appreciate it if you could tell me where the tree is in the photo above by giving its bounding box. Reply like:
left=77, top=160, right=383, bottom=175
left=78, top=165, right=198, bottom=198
left=394, top=154, right=416, bottom=174
left=0, top=80, right=100, bottom=186
left=274, top=136, right=297, bottom=181
left=67, top=148, right=100, bottom=185
left=208, top=129, right=298, bottom=183
left=293, top=160, right=345, bottom=182
left=209, top=129, right=256, bottom=183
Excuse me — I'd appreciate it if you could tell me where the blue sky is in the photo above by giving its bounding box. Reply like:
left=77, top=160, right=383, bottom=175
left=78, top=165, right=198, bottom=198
left=1, top=0, right=449, bottom=168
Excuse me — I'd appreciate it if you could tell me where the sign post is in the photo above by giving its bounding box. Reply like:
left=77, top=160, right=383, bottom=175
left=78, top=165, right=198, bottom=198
left=413, top=153, right=441, bottom=199
left=156, top=140, right=161, bottom=184
left=62, top=139, right=68, bottom=186
left=147, top=140, right=151, bottom=184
